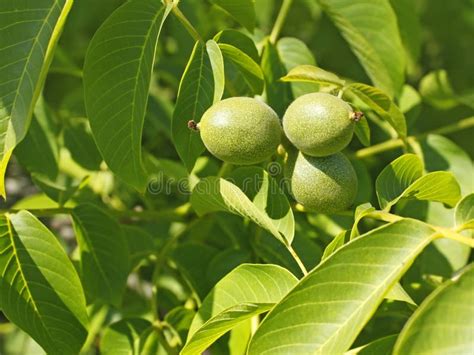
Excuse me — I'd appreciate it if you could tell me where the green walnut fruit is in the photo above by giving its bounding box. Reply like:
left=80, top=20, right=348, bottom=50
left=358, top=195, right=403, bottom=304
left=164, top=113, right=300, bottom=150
left=289, top=151, right=357, bottom=213
left=283, top=92, right=355, bottom=156
left=199, top=97, right=281, bottom=165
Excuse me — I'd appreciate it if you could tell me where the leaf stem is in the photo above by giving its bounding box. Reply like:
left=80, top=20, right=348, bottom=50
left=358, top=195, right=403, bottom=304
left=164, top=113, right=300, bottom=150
left=354, top=116, right=474, bottom=158
left=287, top=244, right=308, bottom=276
left=167, top=0, right=203, bottom=43
left=269, top=0, right=294, bottom=44
left=435, top=227, right=474, bottom=248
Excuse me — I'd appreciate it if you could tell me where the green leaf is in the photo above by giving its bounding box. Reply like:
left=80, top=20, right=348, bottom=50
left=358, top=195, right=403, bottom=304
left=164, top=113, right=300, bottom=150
left=276, top=38, right=319, bottom=98
left=206, top=248, right=251, bottom=285
left=376, top=154, right=423, bottom=210
left=191, top=168, right=294, bottom=245
left=353, top=114, right=371, bottom=147
left=122, top=225, right=155, bottom=271
left=219, top=43, right=264, bottom=95
left=419, top=70, right=458, bottom=110
left=210, top=0, right=256, bottom=32
left=318, top=0, right=405, bottom=96
left=14, top=98, right=59, bottom=180
left=72, top=203, right=130, bottom=306
left=394, top=264, right=474, bottom=354
left=0, top=0, right=72, bottom=197
left=0, top=211, right=88, bottom=355
left=214, top=30, right=259, bottom=62
left=346, top=82, right=407, bottom=137
left=63, top=118, right=102, bottom=171
left=171, top=242, right=218, bottom=301
left=101, top=318, right=151, bottom=355
left=206, top=40, right=225, bottom=103
left=322, top=230, right=348, bottom=260
left=455, top=193, right=474, bottom=233
left=389, top=0, right=422, bottom=71
left=171, top=42, right=214, bottom=171
left=181, top=264, right=298, bottom=355
left=281, top=64, right=345, bottom=88
left=261, top=40, right=292, bottom=116
left=347, top=334, right=397, bottom=354
left=83, top=0, right=171, bottom=190
left=385, top=282, right=416, bottom=306
left=253, top=229, right=322, bottom=278
left=376, top=154, right=461, bottom=211
left=31, top=174, right=86, bottom=207
left=228, top=167, right=295, bottom=245
left=247, top=219, right=437, bottom=354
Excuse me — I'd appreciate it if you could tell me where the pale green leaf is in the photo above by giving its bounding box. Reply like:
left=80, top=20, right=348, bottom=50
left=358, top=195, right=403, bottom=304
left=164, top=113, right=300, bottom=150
left=83, top=0, right=171, bottom=190
left=182, top=264, right=298, bottom=355
left=318, top=0, right=405, bottom=96
left=206, top=40, right=225, bottom=103
left=376, top=154, right=423, bottom=210
left=353, top=114, right=371, bottom=147
left=277, top=38, right=319, bottom=97
left=248, top=219, right=436, bottom=354
left=346, top=82, right=407, bottom=137
left=210, top=0, right=256, bottom=32
left=0, top=211, right=88, bottom=355
left=0, top=0, right=72, bottom=197
left=72, top=203, right=130, bottom=306
left=455, top=193, right=474, bottom=233
left=219, top=43, right=264, bottom=95
left=281, top=64, right=345, bottom=87
left=171, top=42, right=214, bottom=171
left=385, top=282, right=416, bottom=306
left=101, top=318, right=151, bottom=355
left=322, top=229, right=348, bottom=260
left=394, top=264, right=474, bottom=355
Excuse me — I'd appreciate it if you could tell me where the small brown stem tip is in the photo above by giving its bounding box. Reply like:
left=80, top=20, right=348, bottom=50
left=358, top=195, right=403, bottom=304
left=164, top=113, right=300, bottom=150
left=350, top=111, right=364, bottom=122
left=187, top=120, right=199, bottom=131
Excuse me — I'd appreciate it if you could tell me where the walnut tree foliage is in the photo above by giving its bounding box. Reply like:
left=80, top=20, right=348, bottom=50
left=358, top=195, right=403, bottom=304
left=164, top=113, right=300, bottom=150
left=0, top=0, right=473, bottom=354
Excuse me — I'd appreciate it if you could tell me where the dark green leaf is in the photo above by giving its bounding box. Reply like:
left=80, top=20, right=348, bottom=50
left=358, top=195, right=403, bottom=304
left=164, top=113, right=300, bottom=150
left=210, top=0, right=256, bottom=32
left=63, top=118, right=102, bottom=171
left=83, top=0, right=171, bottom=190
left=122, top=225, right=155, bottom=271
left=171, top=42, right=214, bottom=171
left=72, top=203, right=130, bottom=306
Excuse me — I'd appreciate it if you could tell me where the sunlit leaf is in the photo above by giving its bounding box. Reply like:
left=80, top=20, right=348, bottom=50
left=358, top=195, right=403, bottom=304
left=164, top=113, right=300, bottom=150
left=182, top=264, right=297, bottom=355
left=318, top=0, right=405, bottom=96
left=206, top=40, right=225, bottom=103
left=248, top=219, right=436, bottom=354
left=0, top=211, right=88, bottom=354
left=281, top=64, right=345, bottom=88
left=394, top=264, right=474, bottom=354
